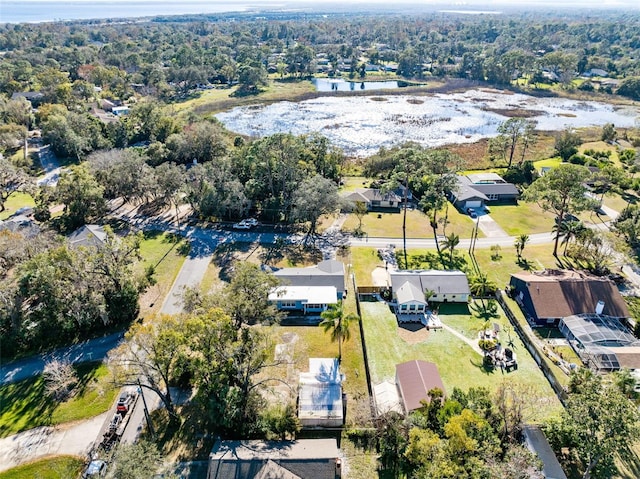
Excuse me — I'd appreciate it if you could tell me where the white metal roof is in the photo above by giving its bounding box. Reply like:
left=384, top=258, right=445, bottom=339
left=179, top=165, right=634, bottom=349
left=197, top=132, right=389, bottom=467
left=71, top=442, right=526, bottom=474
left=268, top=286, right=338, bottom=304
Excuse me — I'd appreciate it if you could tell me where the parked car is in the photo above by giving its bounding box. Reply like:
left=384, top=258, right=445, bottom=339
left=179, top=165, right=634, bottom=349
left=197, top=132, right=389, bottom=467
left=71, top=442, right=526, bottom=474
left=116, top=391, right=136, bottom=414
left=83, top=460, right=107, bottom=478
left=232, top=218, right=259, bottom=230
left=232, top=220, right=252, bottom=230
left=466, top=208, right=478, bottom=219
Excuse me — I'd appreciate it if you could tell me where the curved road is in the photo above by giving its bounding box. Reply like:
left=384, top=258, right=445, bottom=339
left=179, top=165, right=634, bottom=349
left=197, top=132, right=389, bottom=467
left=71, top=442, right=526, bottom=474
left=0, top=332, right=124, bottom=386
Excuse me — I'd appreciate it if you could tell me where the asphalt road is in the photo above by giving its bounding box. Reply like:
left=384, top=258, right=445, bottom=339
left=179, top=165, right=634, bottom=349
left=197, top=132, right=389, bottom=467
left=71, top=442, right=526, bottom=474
left=0, top=332, right=124, bottom=385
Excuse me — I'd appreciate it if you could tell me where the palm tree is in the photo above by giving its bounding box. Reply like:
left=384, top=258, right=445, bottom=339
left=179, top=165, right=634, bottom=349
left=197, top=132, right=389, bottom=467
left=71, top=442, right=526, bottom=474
left=319, top=301, right=358, bottom=362
left=514, top=234, right=529, bottom=260
left=554, top=220, right=585, bottom=256
left=442, top=232, right=460, bottom=268
left=469, top=272, right=497, bottom=309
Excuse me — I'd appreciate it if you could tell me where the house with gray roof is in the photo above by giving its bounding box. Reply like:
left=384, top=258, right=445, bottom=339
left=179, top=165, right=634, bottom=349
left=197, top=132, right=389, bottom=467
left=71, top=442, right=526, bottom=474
left=450, top=173, right=519, bottom=210
left=68, top=224, right=108, bottom=248
left=269, top=260, right=346, bottom=314
left=345, top=188, right=402, bottom=212
left=273, top=260, right=346, bottom=298
left=389, top=270, right=470, bottom=312
left=208, top=439, right=341, bottom=479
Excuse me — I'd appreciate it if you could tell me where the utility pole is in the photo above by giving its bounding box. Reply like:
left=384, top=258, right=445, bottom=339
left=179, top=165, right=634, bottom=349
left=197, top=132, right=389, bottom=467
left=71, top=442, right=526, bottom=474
left=137, top=379, right=155, bottom=439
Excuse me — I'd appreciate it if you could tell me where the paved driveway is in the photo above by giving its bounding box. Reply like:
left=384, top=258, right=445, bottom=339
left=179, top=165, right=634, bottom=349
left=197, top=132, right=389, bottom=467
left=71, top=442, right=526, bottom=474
left=476, top=214, right=509, bottom=238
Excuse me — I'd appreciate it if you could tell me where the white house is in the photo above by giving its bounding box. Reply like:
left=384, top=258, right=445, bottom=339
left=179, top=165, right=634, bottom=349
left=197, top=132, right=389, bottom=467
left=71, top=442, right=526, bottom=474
left=390, top=270, right=470, bottom=312
left=268, top=286, right=338, bottom=314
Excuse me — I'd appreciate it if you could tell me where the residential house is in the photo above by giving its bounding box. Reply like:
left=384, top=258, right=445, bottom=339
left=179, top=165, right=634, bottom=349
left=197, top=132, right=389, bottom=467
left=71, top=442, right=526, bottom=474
left=268, top=286, right=338, bottom=314
left=11, top=91, right=44, bottom=107
left=208, top=439, right=341, bottom=479
left=389, top=270, right=471, bottom=313
left=298, top=358, right=344, bottom=428
left=0, top=214, right=39, bottom=238
left=450, top=173, right=519, bottom=210
left=509, top=269, right=630, bottom=326
left=269, top=260, right=347, bottom=314
left=396, top=360, right=446, bottom=414
left=68, top=224, right=108, bottom=249
left=344, top=188, right=402, bottom=212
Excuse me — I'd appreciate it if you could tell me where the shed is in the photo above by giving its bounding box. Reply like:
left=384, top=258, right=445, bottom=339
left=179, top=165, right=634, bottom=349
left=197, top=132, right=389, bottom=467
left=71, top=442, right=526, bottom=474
left=395, top=360, right=445, bottom=413
left=298, top=358, right=344, bottom=427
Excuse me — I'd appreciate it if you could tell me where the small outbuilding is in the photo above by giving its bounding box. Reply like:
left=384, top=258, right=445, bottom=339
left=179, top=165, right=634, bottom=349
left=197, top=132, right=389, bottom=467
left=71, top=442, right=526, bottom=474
left=395, top=360, right=445, bottom=414
left=298, top=358, right=344, bottom=428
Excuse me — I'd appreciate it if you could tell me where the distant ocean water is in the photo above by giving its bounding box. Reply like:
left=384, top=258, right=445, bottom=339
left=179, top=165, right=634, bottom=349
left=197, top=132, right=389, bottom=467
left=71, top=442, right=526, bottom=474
left=0, top=1, right=252, bottom=24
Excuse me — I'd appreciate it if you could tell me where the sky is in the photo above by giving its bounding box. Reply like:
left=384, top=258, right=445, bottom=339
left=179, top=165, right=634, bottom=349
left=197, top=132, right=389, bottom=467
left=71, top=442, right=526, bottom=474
left=12, top=0, right=640, bottom=5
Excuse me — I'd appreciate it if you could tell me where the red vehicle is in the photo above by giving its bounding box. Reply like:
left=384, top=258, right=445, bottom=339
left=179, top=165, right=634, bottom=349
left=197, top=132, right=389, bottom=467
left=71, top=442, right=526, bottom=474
left=116, top=391, right=136, bottom=414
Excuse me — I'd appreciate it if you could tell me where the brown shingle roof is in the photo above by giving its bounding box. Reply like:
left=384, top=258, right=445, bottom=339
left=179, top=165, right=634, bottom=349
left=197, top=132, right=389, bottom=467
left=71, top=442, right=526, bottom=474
left=512, top=271, right=629, bottom=319
left=395, top=360, right=445, bottom=413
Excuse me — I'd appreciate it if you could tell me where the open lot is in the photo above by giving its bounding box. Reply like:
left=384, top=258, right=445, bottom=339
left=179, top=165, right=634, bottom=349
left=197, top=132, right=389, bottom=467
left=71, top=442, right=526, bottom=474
left=360, top=301, right=563, bottom=422
left=488, top=201, right=557, bottom=236
left=342, top=207, right=479, bottom=239
left=136, top=231, right=189, bottom=317
left=0, top=362, right=117, bottom=438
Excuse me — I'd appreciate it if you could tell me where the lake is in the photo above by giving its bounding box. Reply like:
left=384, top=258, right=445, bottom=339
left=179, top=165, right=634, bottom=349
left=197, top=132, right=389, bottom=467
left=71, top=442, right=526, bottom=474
left=0, top=1, right=249, bottom=24
left=215, top=88, right=640, bottom=157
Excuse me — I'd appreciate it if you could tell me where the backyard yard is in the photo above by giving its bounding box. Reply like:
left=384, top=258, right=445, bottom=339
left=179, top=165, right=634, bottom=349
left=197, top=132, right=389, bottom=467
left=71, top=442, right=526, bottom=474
left=360, top=300, right=563, bottom=422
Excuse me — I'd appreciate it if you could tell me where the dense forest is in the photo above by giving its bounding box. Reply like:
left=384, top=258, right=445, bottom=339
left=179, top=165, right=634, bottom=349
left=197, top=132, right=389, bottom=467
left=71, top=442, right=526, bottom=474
left=1, top=9, right=640, bottom=103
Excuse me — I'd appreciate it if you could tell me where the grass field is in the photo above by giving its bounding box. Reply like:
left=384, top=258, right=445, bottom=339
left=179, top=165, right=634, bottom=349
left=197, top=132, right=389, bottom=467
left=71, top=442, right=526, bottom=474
left=136, top=231, right=189, bottom=317
left=0, top=362, right=117, bottom=438
left=488, top=201, right=557, bottom=236
left=0, top=456, right=84, bottom=479
left=342, top=207, right=479, bottom=239
left=0, top=192, right=35, bottom=220
left=360, top=301, right=562, bottom=422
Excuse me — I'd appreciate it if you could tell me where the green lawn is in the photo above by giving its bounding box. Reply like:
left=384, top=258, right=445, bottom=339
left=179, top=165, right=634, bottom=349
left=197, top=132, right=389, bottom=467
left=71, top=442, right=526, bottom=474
left=0, top=456, right=84, bottom=479
left=394, top=244, right=558, bottom=291
left=0, top=362, right=118, bottom=438
left=136, top=231, right=189, bottom=317
left=360, top=301, right=562, bottom=421
left=533, top=157, right=562, bottom=170
left=0, top=192, right=35, bottom=220
left=271, top=304, right=369, bottom=426
left=340, top=176, right=372, bottom=192
left=488, top=201, right=557, bottom=236
left=342, top=207, right=479, bottom=239
left=350, top=247, right=385, bottom=287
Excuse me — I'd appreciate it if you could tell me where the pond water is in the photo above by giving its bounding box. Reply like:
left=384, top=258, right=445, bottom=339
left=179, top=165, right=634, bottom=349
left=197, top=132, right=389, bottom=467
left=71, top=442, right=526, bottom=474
left=313, top=78, right=399, bottom=92
left=215, top=88, right=640, bottom=157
